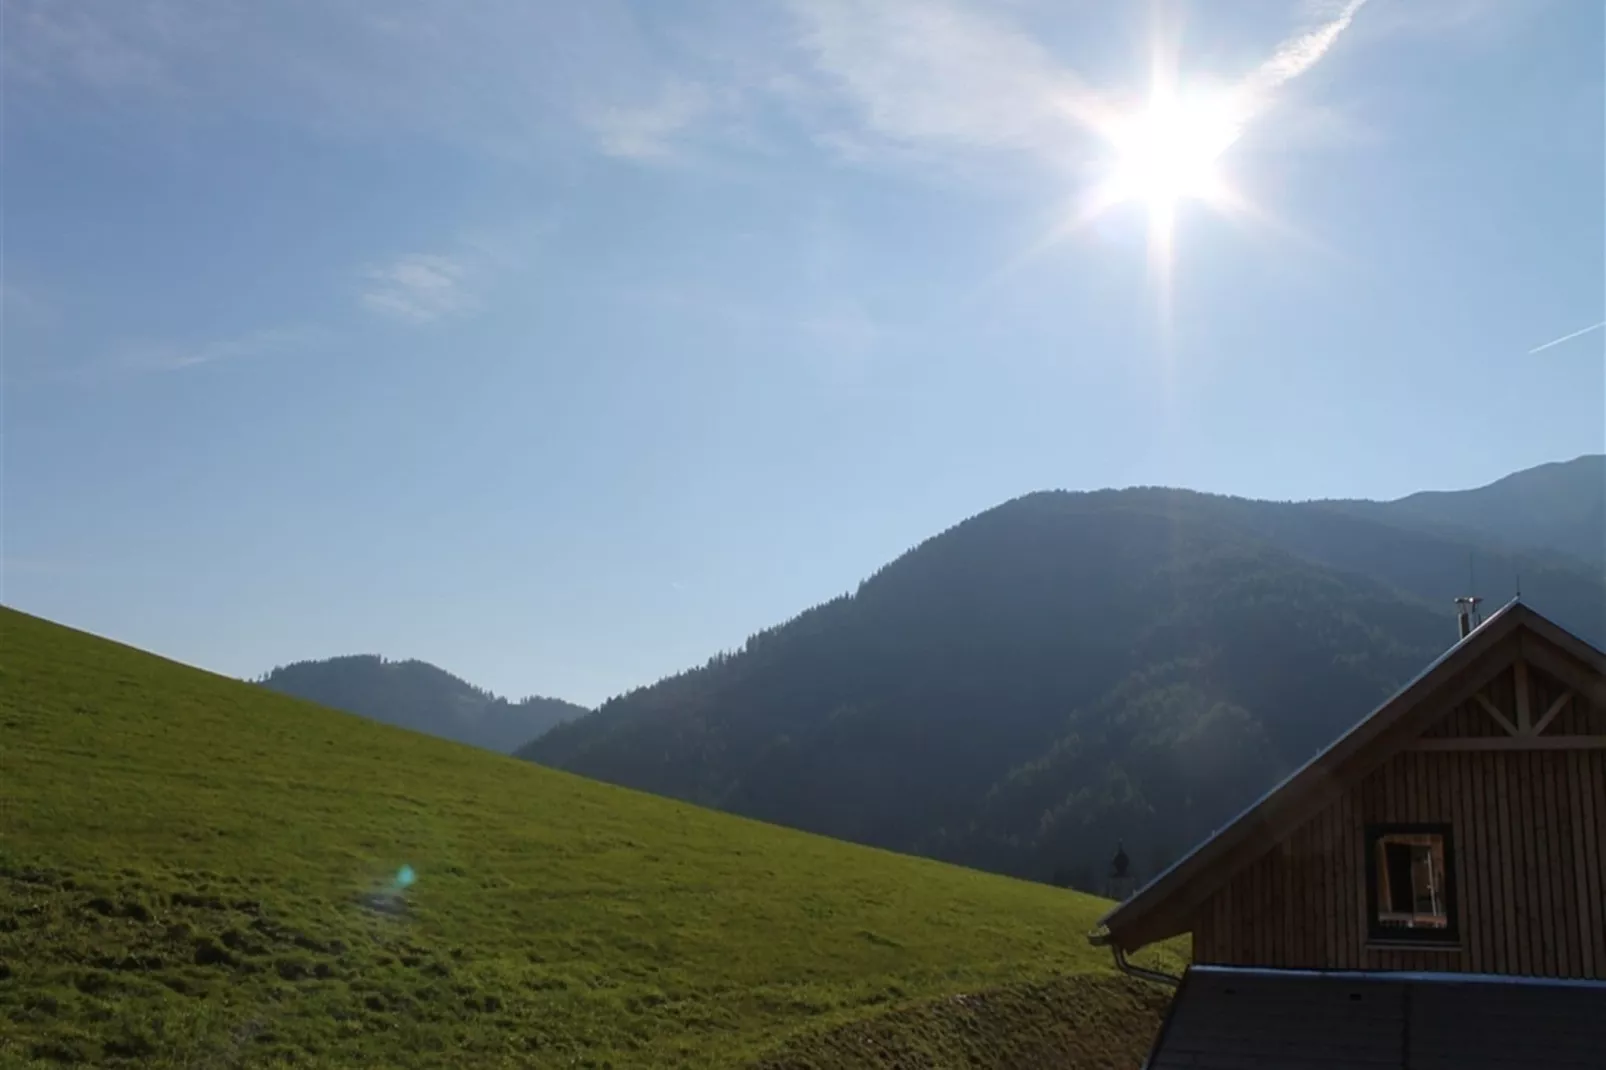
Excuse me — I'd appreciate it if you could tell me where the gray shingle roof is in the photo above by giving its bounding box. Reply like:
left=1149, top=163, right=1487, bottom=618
left=1147, top=966, right=1606, bottom=1069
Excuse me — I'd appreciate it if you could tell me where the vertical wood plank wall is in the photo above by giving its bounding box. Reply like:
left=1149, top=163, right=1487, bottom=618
left=1189, top=666, right=1606, bottom=978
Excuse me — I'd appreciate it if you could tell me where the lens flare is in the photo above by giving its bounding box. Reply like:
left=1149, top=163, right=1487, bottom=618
left=396, top=865, right=416, bottom=889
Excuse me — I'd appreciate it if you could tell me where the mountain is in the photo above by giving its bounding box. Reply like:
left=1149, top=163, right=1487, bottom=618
left=1, top=605, right=1177, bottom=1069
left=1328, top=454, right=1605, bottom=570
left=520, top=460, right=1606, bottom=891
left=257, top=654, right=586, bottom=753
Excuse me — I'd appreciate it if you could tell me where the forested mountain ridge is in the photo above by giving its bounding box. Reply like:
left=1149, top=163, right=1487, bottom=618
left=1323, top=453, right=1604, bottom=570
left=258, top=654, right=586, bottom=753
left=520, top=459, right=1605, bottom=890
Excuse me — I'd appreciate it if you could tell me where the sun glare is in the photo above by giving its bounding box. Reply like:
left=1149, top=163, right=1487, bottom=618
left=1069, top=79, right=1248, bottom=295
left=1101, top=86, right=1241, bottom=213
left=1009, top=21, right=1320, bottom=305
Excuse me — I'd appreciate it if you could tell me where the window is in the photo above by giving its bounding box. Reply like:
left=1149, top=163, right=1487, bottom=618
left=1364, top=824, right=1458, bottom=945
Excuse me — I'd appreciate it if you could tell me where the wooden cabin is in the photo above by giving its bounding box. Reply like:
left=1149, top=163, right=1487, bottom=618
left=1091, top=599, right=1606, bottom=1067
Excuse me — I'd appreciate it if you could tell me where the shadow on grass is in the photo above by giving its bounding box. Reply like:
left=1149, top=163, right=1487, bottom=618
left=752, top=973, right=1173, bottom=1070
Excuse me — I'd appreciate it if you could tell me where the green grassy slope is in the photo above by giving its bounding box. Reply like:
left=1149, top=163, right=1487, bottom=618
left=757, top=974, right=1172, bottom=1070
left=0, top=608, right=1179, bottom=1069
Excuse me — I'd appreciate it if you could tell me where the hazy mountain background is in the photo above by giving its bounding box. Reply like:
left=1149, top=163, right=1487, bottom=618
left=1325, top=454, right=1604, bottom=571
left=258, top=655, right=587, bottom=753
left=518, top=455, right=1605, bottom=891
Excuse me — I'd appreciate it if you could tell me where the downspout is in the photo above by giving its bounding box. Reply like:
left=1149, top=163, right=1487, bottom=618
left=1110, top=944, right=1182, bottom=988
left=1088, top=928, right=1183, bottom=988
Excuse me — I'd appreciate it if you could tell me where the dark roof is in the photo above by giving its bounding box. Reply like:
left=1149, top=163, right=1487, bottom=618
left=1092, top=599, right=1606, bottom=953
left=1146, top=966, right=1606, bottom=1069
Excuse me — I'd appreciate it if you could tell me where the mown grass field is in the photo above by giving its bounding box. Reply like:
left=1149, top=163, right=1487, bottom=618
left=0, top=607, right=1183, bottom=1068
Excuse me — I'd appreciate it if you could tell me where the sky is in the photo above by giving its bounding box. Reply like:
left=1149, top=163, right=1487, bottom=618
left=3, top=0, right=1603, bottom=707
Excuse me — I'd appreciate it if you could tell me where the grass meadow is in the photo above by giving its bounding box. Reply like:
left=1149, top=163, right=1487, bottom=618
left=0, top=607, right=1181, bottom=1068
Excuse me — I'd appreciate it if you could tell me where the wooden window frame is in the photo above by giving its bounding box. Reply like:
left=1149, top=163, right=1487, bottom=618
left=1364, top=823, right=1459, bottom=946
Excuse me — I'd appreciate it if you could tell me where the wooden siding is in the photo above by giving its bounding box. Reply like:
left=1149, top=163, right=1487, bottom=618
left=1419, top=689, right=1511, bottom=738
left=1190, top=663, right=1606, bottom=978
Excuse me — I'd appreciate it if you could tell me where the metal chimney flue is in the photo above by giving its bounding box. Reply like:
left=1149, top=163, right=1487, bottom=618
left=1455, top=595, right=1484, bottom=640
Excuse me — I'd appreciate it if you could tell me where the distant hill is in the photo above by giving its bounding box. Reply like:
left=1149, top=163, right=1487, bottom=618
left=1, top=606, right=1177, bottom=1069
left=257, top=654, right=586, bottom=753
left=1327, top=454, right=1604, bottom=570
left=521, top=459, right=1606, bottom=892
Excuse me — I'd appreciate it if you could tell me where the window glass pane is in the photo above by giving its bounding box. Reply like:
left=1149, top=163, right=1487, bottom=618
left=1372, top=830, right=1450, bottom=935
left=1384, top=842, right=1416, bottom=913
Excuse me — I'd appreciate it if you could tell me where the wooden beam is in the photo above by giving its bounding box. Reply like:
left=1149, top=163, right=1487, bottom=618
left=1408, top=735, right=1606, bottom=752
left=1514, top=660, right=1532, bottom=732
left=1518, top=634, right=1606, bottom=708
left=1531, top=691, right=1573, bottom=737
left=1475, top=693, right=1520, bottom=737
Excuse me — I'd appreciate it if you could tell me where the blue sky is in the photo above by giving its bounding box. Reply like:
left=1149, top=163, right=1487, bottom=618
left=3, top=0, right=1602, bottom=706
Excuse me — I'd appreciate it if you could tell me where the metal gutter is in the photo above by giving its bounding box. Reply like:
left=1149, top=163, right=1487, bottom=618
left=1108, top=943, right=1182, bottom=988
left=1187, top=964, right=1606, bottom=990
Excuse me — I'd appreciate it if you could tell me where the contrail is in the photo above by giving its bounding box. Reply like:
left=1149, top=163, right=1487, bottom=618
left=1242, top=0, right=1370, bottom=98
left=1528, top=321, right=1606, bottom=355
left=1200, top=0, right=1370, bottom=161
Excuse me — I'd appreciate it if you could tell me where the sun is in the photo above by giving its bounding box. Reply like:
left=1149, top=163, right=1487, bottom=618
left=1013, top=42, right=1287, bottom=302
left=1053, top=77, right=1252, bottom=310
left=1079, top=80, right=1247, bottom=271
left=1101, top=85, right=1240, bottom=213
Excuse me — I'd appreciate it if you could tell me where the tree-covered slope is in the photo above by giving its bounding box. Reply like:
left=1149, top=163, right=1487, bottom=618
left=258, top=654, right=586, bottom=754
left=0, top=607, right=1174, bottom=1069
left=1325, top=453, right=1605, bottom=571
left=522, top=481, right=1605, bottom=890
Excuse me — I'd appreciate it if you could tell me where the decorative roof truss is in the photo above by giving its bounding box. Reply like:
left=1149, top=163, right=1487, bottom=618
left=1410, top=658, right=1605, bottom=752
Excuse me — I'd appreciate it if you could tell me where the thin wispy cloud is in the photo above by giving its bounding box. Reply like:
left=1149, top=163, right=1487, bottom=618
left=587, top=81, right=710, bottom=161
left=361, top=254, right=478, bottom=324
left=786, top=0, right=1371, bottom=177
left=1178, top=0, right=1373, bottom=170
left=786, top=0, right=1095, bottom=164
left=6, top=0, right=1395, bottom=179
left=1, top=1, right=182, bottom=94
left=116, top=326, right=324, bottom=373
left=1245, top=0, right=1370, bottom=98
left=2, top=1, right=719, bottom=165
left=1528, top=321, right=1606, bottom=355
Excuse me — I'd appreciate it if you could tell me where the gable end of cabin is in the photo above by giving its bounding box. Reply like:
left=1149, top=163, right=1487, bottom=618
left=1190, top=652, right=1606, bottom=977
left=1095, top=602, right=1606, bottom=981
